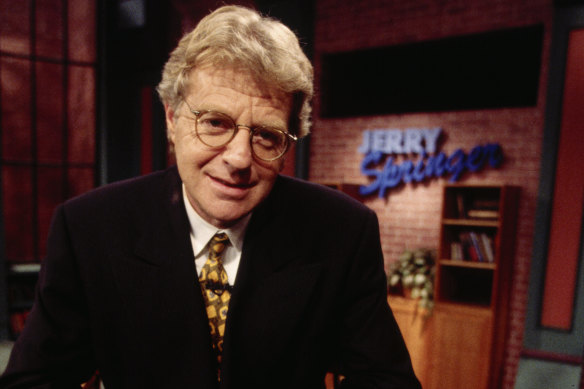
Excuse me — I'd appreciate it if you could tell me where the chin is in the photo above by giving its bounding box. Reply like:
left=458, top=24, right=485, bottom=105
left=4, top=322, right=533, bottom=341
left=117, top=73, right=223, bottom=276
left=209, top=205, right=252, bottom=226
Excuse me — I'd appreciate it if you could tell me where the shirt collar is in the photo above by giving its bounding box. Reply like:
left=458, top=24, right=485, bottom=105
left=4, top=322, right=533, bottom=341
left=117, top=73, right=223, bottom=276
left=182, top=184, right=250, bottom=256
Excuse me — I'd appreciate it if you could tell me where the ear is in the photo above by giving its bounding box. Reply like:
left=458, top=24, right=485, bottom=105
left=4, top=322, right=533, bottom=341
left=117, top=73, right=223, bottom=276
left=164, top=103, right=177, bottom=144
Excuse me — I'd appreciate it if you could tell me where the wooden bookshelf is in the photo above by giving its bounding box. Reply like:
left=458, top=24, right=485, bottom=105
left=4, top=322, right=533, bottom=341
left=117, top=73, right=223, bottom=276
left=432, top=184, right=520, bottom=388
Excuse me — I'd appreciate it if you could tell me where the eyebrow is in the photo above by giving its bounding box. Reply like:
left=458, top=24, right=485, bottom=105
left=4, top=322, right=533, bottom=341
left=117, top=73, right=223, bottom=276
left=193, top=106, right=289, bottom=131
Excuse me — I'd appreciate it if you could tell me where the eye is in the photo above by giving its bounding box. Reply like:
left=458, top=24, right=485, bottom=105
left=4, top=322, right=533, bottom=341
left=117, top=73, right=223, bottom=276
left=253, top=127, right=286, bottom=148
left=198, top=112, right=234, bottom=133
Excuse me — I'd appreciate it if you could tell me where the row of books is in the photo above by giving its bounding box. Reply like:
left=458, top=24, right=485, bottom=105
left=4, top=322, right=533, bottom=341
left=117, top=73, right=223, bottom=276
left=451, top=232, right=495, bottom=263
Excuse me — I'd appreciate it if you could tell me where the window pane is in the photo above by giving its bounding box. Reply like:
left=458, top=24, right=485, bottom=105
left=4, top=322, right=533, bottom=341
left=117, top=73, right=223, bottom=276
left=0, top=0, right=31, bottom=55
left=67, top=167, right=94, bottom=198
left=67, top=65, right=95, bottom=164
left=36, top=61, right=64, bottom=164
left=2, top=166, right=35, bottom=262
left=1, top=57, right=33, bottom=162
left=68, top=0, right=96, bottom=63
left=36, top=0, right=64, bottom=59
left=37, top=167, right=64, bottom=258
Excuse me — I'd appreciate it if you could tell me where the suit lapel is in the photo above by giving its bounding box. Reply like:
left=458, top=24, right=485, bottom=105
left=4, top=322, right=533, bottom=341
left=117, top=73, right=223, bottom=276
left=221, top=177, right=323, bottom=374
left=125, top=168, right=217, bottom=386
left=135, top=167, right=211, bottom=323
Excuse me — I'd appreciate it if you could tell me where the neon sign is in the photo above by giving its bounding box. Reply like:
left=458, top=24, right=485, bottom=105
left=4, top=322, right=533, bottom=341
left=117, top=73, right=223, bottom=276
left=359, top=128, right=503, bottom=198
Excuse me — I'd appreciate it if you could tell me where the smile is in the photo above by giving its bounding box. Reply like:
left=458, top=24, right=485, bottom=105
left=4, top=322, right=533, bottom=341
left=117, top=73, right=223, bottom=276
left=211, top=176, right=254, bottom=189
left=207, top=174, right=256, bottom=199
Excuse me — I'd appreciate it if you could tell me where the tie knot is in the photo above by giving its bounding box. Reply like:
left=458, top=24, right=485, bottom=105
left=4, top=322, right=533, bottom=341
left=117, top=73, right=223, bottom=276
left=209, top=232, right=229, bottom=257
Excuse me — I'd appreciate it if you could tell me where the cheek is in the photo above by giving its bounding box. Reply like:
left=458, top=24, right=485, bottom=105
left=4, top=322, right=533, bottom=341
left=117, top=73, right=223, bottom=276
left=174, top=145, right=215, bottom=184
left=256, top=160, right=283, bottom=182
left=253, top=165, right=281, bottom=200
left=174, top=134, right=212, bottom=164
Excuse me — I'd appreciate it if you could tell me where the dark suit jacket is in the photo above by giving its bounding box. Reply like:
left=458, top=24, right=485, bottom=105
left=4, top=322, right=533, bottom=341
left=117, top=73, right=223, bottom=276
left=1, top=167, right=420, bottom=389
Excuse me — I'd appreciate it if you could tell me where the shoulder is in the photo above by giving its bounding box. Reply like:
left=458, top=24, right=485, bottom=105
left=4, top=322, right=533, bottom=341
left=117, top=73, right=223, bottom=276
left=68, top=167, right=177, bottom=205
left=268, top=175, right=376, bottom=225
left=61, top=167, right=180, bottom=224
left=274, top=175, right=369, bottom=207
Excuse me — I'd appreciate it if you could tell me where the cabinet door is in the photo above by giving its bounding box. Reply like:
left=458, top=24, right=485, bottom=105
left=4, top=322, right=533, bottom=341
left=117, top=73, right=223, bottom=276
left=427, top=305, right=493, bottom=389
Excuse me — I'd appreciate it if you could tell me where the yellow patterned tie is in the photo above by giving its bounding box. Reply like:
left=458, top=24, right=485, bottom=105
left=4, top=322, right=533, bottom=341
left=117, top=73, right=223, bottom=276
left=199, top=232, right=231, bottom=370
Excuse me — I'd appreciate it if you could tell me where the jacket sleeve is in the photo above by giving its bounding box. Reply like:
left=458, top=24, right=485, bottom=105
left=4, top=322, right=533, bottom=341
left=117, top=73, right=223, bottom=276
left=335, top=210, right=421, bottom=389
left=0, top=205, right=96, bottom=388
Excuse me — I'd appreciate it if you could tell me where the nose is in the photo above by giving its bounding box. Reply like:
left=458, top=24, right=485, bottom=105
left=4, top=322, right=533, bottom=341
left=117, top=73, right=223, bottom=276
left=221, top=127, right=253, bottom=169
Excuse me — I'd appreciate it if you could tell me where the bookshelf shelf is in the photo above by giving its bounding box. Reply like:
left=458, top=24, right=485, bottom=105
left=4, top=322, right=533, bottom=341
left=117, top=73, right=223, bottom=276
left=442, top=218, right=500, bottom=228
left=439, top=259, right=496, bottom=270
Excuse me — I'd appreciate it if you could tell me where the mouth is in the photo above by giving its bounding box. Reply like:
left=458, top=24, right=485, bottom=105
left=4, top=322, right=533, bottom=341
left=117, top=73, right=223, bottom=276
left=211, top=176, right=254, bottom=189
left=208, top=174, right=255, bottom=198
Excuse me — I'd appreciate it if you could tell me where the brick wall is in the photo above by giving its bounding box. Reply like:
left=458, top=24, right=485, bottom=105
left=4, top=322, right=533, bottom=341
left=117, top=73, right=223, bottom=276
left=309, top=1, right=553, bottom=387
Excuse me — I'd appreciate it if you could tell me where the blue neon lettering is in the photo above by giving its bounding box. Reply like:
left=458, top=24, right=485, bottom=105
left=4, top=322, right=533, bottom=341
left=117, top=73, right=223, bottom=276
left=360, top=143, right=504, bottom=197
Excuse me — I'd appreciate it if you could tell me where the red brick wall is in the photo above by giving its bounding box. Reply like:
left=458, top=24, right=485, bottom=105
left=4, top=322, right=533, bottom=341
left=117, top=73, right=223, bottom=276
left=309, top=1, right=553, bottom=388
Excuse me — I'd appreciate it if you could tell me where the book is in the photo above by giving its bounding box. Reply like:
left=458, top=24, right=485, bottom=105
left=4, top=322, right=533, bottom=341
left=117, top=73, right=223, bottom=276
left=459, top=232, right=476, bottom=261
left=471, top=199, right=499, bottom=210
left=467, top=209, right=499, bottom=220
left=480, top=233, right=495, bottom=263
left=458, top=231, right=495, bottom=262
left=469, top=232, right=485, bottom=262
left=451, top=242, right=464, bottom=261
left=456, top=193, right=467, bottom=219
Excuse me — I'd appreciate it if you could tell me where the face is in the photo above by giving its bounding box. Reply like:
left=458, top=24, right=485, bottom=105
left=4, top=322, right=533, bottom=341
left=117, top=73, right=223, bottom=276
left=165, top=66, right=292, bottom=228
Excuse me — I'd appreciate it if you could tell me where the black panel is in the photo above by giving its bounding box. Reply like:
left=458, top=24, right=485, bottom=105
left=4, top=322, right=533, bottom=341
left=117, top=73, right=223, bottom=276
left=320, top=25, right=544, bottom=117
left=100, top=0, right=170, bottom=183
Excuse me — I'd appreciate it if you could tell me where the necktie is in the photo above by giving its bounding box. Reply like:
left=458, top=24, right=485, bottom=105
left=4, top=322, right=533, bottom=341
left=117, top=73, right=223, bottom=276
left=199, top=232, right=231, bottom=368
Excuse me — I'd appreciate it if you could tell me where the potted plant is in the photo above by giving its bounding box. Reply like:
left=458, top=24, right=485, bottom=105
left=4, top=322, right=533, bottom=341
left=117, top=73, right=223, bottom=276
left=387, top=248, right=436, bottom=314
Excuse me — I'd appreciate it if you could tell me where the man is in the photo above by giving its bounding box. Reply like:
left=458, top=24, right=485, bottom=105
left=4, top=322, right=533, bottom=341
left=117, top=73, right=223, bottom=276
left=1, top=5, right=420, bottom=389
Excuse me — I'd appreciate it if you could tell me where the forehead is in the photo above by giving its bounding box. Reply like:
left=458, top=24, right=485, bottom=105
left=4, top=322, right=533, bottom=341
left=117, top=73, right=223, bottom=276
left=186, top=66, right=292, bottom=113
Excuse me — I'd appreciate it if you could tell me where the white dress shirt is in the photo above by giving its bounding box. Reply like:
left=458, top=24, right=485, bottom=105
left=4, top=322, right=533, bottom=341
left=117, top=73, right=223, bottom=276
left=182, top=185, right=251, bottom=285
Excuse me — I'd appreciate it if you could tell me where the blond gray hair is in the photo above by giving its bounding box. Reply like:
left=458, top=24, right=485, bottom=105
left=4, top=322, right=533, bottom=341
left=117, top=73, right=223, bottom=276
left=157, top=5, right=313, bottom=137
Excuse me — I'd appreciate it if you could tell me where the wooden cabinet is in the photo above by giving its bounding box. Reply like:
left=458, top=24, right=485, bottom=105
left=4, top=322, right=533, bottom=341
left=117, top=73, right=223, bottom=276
left=427, top=304, right=493, bottom=389
left=389, top=298, right=493, bottom=389
left=390, top=184, right=519, bottom=389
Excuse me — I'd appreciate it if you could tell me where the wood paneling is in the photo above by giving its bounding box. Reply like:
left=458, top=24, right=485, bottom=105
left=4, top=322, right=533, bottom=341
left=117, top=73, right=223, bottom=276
left=389, top=296, right=433, bottom=387
left=428, top=304, right=493, bottom=389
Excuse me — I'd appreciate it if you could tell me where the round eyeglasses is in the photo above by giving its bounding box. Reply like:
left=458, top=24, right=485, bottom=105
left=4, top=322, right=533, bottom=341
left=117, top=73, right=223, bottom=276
left=183, top=100, right=297, bottom=162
